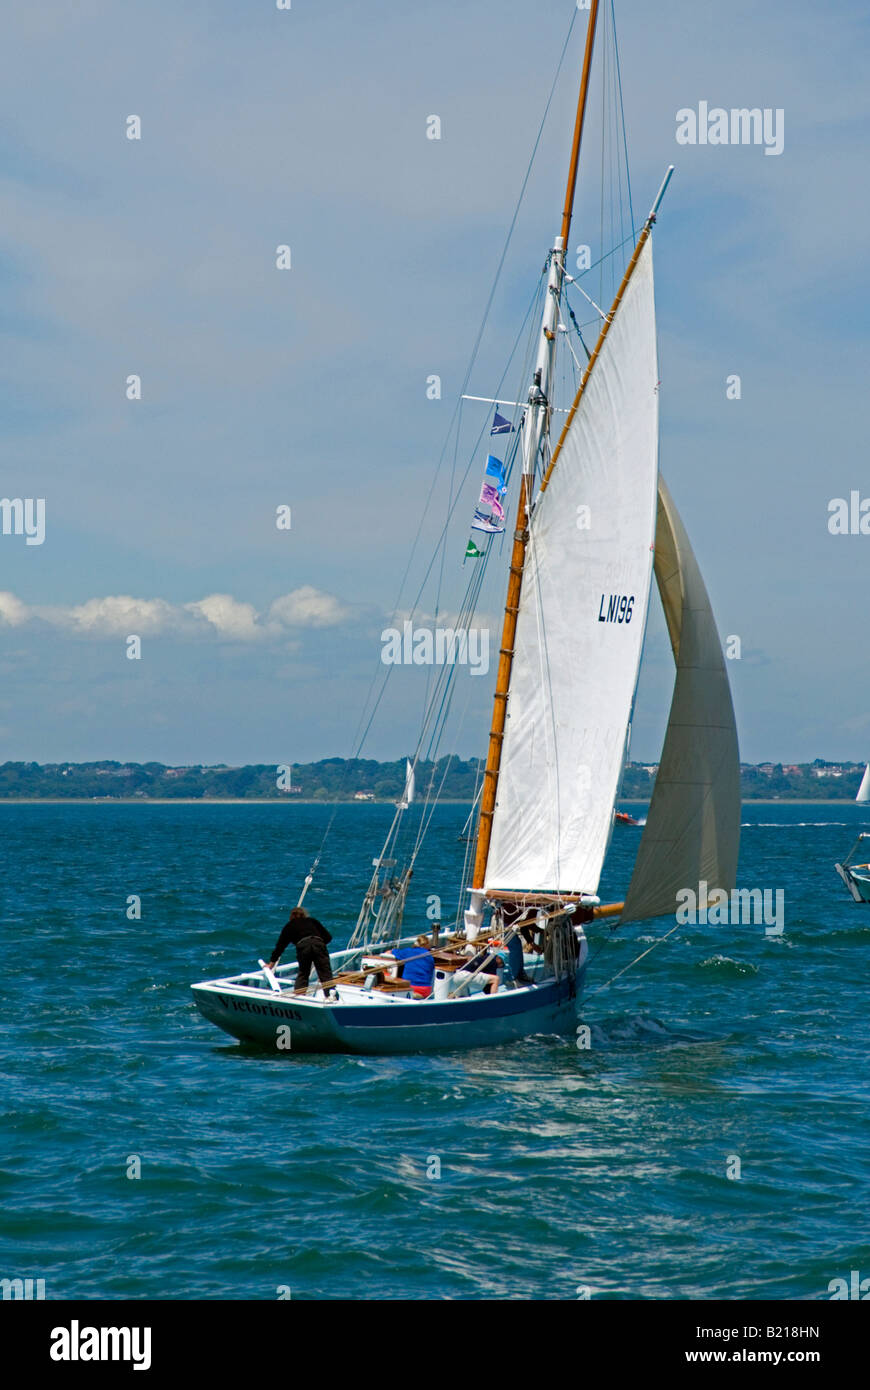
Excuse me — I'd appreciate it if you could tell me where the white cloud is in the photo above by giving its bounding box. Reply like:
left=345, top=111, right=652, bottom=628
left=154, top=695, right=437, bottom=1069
left=56, top=596, right=176, bottom=637
left=0, top=591, right=30, bottom=627
left=0, top=588, right=351, bottom=640
left=269, top=586, right=351, bottom=628
left=185, top=594, right=261, bottom=640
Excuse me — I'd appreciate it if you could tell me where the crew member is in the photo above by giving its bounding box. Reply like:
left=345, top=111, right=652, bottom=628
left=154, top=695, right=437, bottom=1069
left=389, top=936, right=436, bottom=997
left=457, top=943, right=503, bottom=995
left=267, top=906, right=336, bottom=998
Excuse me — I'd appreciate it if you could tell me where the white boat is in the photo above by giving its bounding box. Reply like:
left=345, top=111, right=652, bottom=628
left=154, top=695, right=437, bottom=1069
left=191, top=0, right=740, bottom=1054
left=192, top=931, right=587, bottom=1054
left=835, top=833, right=870, bottom=902
left=856, top=764, right=870, bottom=803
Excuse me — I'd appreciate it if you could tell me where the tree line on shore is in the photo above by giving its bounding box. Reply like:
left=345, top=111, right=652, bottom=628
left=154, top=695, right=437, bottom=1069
left=0, top=758, right=864, bottom=801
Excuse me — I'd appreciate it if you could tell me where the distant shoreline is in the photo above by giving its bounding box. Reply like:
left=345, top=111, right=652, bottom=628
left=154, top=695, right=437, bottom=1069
left=3, top=759, right=862, bottom=804
left=0, top=797, right=475, bottom=806
left=0, top=797, right=863, bottom=807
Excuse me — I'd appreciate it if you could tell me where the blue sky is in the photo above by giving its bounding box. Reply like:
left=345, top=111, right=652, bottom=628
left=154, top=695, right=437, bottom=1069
left=1, top=0, right=868, bottom=766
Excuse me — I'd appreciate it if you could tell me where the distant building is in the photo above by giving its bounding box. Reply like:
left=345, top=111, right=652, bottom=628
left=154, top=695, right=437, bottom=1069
left=354, top=791, right=375, bottom=801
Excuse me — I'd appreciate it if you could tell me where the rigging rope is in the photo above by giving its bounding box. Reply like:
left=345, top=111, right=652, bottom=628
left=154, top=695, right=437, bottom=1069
left=584, top=921, right=682, bottom=996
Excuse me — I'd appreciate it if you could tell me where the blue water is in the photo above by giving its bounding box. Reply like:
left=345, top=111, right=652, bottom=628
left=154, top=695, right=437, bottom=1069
left=1, top=801, right=869, bottom=1300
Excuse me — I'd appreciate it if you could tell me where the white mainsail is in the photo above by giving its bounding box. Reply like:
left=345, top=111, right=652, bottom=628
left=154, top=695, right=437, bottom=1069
left=856, top=764, right=870, bottom=803
left=484, top=237, right=659, bottom=896
left=620, top=475, right=740, bottom=923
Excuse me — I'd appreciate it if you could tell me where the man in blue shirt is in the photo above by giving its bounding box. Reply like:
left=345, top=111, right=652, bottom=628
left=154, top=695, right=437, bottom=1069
left=389, top=936, right=436, bottom=997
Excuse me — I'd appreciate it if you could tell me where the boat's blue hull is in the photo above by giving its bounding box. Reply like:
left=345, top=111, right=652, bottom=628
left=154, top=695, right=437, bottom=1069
left=191, top=966, right=585, bottom=1054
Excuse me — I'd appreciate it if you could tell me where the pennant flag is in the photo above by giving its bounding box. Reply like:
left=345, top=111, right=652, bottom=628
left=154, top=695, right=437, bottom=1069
left=485, top=454, right=507, bottom=488
left=465, top=540, right=482, bottom=559
left=491, top=410, right=514, bottom=435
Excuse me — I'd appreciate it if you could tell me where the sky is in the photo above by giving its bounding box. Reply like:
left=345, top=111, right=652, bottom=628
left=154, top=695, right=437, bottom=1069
left=1, top=0, right=869, bottom=767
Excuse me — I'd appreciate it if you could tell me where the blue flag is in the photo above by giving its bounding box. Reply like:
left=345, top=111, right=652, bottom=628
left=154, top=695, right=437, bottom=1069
left=485, top=455, right=507, bottom=488
left=491, top=410, right=514, bottom=435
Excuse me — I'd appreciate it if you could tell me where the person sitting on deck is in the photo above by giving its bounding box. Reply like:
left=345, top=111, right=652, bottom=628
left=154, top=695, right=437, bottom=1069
left=388, top=936, right=435, bottom=998
left=456, top=944, right=503, bottom=996
left=267, top=906, right=337, bottom=999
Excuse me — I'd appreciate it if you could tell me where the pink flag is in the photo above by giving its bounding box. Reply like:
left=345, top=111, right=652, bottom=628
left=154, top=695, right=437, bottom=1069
left=480, top=482, right=505, bottom=520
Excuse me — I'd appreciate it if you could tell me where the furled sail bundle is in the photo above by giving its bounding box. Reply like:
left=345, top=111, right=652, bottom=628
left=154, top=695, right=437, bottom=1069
left=621, top=475, right=740, bottom=922
left=484, top=238, right=659, bottom=897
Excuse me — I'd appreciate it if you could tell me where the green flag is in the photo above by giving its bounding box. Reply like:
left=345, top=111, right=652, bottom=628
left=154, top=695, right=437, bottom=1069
left=465, top=540, right=482, bottom=559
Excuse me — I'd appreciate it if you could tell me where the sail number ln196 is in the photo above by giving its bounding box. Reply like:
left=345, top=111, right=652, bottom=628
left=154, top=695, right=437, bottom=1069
left=598, top=594, right=635, bottom=624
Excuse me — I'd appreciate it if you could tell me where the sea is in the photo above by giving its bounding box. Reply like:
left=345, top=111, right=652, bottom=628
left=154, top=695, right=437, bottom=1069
left=1, top=800, right=868, bottom=1301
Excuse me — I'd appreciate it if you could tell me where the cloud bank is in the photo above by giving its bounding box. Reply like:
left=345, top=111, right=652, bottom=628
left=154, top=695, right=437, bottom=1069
left=0, top=587, right=352, bottom=640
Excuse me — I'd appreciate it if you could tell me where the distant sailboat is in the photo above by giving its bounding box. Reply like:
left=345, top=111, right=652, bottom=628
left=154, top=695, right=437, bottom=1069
left=191, top=0, right=741, bottom=1053
left=834, top=764, right=870, bottom=900
left=397, top=758, right=415, bottom=811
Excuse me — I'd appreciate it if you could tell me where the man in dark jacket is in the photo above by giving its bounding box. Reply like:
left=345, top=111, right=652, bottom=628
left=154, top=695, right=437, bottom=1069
left=267, top=906, right=336, bottom=997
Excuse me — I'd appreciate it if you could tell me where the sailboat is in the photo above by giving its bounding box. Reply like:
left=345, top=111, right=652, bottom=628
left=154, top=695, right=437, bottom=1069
left=834, top=836, right=870, bottom=902
left=834, top=764, right=870, bottom=900
left=397, top=758, right=415, bottom=811
left=191, top=1, right=740, bottom=1053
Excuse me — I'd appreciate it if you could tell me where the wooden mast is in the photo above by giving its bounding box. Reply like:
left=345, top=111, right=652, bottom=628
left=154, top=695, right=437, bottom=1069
left=471, top=0, right=601, bottom=894
left=560, top=0, right=602, bottom=251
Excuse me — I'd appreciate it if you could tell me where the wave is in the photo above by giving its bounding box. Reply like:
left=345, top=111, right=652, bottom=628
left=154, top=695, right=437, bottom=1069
left=586, top=1014, right=713, bottom=1047
left=695, top=955, right=758, bottom=977
left=739, top=811, right=844, bottom=822
left=787, top=926, right=870, bottom=945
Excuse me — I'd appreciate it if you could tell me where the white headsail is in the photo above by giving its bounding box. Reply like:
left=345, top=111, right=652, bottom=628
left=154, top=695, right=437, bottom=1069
left=620, top=475, right=741, bottom=923
left=856, top=764, right=870, bottom=803
left=484, top=237, right=659, bottom=897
